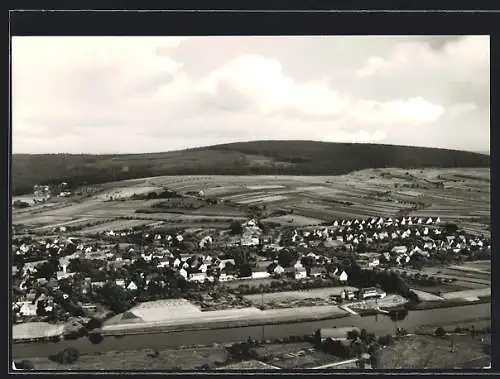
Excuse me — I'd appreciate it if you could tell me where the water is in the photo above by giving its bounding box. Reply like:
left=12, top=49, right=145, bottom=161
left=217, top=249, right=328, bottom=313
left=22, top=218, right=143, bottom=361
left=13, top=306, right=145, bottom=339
left=12, top=302, right=490, bottom=359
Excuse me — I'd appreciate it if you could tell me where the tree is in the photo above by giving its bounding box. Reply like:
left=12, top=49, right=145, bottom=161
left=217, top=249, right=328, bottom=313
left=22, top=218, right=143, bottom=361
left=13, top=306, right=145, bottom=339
left=435, top=327, right=446, bottom=337
left=360, top=329, right=368, bottom=343
left=378, top=334, right=393, bottom=346
left=229, top=221, right=243, bottom=235
left=88, top=333, right=104, bottom=344
left=278, top=250, right=298, bottom=268
left=369, top=345, right=382, bottom=369
left=96, top=283, right=134, bottom=313
left=347, top=329, right=360, bottom=341
left=35, top=261, right=58, bottom=280
left=238, top=263, right=253, bottom=278
left=49, top=348, right=80, bottom=364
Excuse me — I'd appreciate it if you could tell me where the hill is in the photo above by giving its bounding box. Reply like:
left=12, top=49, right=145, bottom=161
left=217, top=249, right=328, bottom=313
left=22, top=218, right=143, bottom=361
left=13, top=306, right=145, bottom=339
left=12, top=140, right=490, bottom=195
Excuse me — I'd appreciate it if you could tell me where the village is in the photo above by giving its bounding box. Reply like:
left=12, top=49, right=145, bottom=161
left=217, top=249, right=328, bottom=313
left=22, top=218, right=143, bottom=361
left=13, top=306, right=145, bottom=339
left=12, top=199, right=491, bottom=343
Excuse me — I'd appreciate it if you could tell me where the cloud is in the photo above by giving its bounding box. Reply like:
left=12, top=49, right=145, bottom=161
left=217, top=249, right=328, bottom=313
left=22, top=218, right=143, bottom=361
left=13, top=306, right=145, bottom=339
left=11, top=36, right=489, bottom=154
left=355, top=36, right=489, bottom=80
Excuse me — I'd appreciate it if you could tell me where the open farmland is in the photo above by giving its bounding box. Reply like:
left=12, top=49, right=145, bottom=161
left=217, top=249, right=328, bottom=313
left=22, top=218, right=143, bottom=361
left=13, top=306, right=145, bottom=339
left=12, top=168, right=490, bottom=241
left=77, top=219, right=154, bottom=235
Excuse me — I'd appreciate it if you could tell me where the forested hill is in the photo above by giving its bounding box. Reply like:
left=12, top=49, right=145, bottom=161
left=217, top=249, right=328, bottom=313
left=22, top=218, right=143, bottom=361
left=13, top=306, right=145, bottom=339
left=12, top=140, right=490, bottom=195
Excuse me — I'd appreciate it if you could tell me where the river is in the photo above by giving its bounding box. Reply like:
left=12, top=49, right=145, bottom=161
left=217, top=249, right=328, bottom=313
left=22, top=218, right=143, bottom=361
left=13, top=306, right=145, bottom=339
left=12, top=302, right=490, bottom=359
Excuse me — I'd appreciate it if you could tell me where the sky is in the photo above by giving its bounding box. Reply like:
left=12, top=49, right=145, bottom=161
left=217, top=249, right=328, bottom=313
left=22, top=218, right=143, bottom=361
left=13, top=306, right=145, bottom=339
left=12, top=35, right=490, bottom=154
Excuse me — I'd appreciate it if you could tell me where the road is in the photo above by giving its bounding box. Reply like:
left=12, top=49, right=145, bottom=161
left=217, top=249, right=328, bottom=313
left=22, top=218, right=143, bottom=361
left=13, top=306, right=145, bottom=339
left=12, top=302, right=490, bottom=359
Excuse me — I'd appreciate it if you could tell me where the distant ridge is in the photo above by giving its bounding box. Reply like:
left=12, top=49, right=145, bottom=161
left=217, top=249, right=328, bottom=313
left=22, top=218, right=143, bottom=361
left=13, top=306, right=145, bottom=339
left=12, top=140, right=490, bottom=195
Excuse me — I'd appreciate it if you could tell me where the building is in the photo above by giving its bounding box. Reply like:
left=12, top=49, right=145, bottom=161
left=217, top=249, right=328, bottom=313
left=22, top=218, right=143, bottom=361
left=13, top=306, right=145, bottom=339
left=359, top=287, right=386, bottom=300
left=339, top=271, right=348, bottom=282
left=316, top=327, right=361, bottom=342
left=188, top=272, right=207, bottom=283
left=252, top=271, right=270, bottom=279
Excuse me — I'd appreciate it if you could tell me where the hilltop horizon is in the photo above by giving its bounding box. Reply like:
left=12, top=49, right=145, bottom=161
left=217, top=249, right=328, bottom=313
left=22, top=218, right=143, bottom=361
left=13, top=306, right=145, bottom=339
left=12, top=140, right=490, bottom=196
left=12, top=139, right=491, bottom=157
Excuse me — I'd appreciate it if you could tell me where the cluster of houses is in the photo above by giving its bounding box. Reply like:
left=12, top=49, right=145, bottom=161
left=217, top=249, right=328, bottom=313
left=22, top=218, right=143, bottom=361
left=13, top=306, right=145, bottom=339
left=284, top=216, right=490, bottom=267
left=11, top=214, right=491, bottom=328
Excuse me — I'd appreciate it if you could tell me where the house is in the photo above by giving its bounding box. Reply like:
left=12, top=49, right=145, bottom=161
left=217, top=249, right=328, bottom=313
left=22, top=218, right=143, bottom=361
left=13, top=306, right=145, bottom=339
left=368, top=258, right=380, bottom=267
left=273, top=265, right=285, bottom=276
left=189, top=272, right=207, bottom=283
left=81, top=303, right=98, bottom=312
left=391, top=246, right=408, bottom=255
left=396, top=254, right=410, bottom=265
left=339, top=270, right=348, bottom=282
left=359, top=287, right=386, bottom=300
left=316, top=327, right=361, bottom=342
left=18, top=302, right=37, bottom=317
left=115, top=279, right=126, bottom=288
left=127, top=281, right=138, bottom=291
left=179, top=268, right=188, bottom=279
left=219, top=259, right=236, bottom=270
left=295, top=267, right=307, bottom=280
left=252, top=271, right=270, bottom=279
left=219, top=273, right=235, bottom=282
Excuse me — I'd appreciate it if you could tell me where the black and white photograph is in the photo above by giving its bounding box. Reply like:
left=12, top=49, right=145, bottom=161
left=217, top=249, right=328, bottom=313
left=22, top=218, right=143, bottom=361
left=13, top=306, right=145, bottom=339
left=10, top=32, right=491, bottom=371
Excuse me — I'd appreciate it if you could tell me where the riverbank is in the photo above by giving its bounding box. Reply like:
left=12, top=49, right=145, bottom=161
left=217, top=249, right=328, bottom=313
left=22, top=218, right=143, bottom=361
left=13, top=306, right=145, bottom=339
left=12, top=302, right=490, bottom=360
left=101, top=306, right=351, bottom=336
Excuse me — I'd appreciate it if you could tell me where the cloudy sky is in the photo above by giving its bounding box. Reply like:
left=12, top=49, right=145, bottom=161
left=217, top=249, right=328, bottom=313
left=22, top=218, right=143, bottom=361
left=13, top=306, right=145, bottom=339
left=12, top=35, right=490, bottom=154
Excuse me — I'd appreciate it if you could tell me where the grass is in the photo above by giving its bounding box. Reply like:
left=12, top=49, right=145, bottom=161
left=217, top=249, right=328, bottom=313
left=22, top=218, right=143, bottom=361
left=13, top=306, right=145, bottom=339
left=26, top=346, right=229, bottom=371
left=380, top=334, right=490, bottom=369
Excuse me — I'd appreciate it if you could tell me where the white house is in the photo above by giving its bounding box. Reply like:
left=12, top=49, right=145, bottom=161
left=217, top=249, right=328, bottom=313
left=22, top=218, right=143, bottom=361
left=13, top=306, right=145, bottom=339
left=252, top=271, right=270, bottom=279
left=368, top=258, right=380, bottom=267
left=115, top=279, right=126, bottom=288
left=219, top=259, right=236, bottom=270
left=295, top=269, right=307, bottom=280
left=219, top=273, right=235, bottom=282
left=127, top=281, right=138, bottom=291
left=391, top=246, right=408, bottom=255
left=179, top=268, right=188, bottom=279
left=339, top=271, right=348, bottom=282
left=189, top=272, right=207, bottom=283
left=274, top=265, right=285, bottom=275
left=18, top=302, right=37, bottom=317
left=199, top=263, right=208, bottom=273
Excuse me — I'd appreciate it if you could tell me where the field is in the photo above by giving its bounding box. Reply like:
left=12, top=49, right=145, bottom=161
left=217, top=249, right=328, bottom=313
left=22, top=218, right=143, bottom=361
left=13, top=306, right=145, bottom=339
left=102, top=300, right=349, bottom=334
left=25, top=346, right=229, bottom=371
left=244, top=287, right=358, bottom=306
left=380, top=334, right=490, bottom=369
left=12, top=168, right=490, bottom=235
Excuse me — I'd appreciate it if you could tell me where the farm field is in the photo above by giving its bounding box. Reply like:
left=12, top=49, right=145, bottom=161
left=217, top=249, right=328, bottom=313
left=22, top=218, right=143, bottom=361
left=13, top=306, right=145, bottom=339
left=11, top=168, right=490, bottom=240
left=77, top=219, right=154, bottom=235
left=261, top=214, right=327, bottom=226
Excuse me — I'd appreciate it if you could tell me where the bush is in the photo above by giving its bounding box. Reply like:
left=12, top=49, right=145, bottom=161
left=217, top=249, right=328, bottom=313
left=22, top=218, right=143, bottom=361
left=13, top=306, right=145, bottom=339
left=378, top=334, right=393, bottom=346
left=49, top=348, right=80, bottom=364
left=88, top=333, right=104, bottom=344
left=454, top=327, right=462, bottom=333
left=435, top=327, right=446, bottom=337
